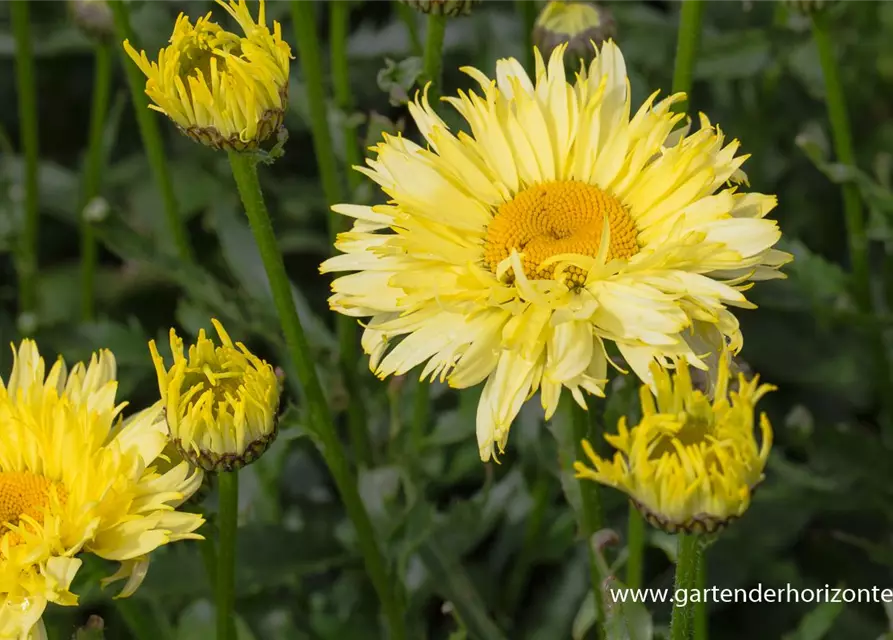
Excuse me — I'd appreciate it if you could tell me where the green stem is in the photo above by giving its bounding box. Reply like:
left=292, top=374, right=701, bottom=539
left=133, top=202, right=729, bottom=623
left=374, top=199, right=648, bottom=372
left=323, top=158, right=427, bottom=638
left=0, top=123, right=13, bottom=156
left=422, top=14, right=448, bottom=106
left=216, top=471, right=238, bottom=640
left=80, top=42, right=113, bottom=322
left=11, top=0, right=39, bottom=324
left=291, top=0, right=372, bottom=467
left=694, top=547, right=708, bottom=640
left=670, top=534, right=703, bottom=640
left=330, top=1, right=364, bottom=194
left=625, top=506, right=645, bottom=590
left=671, top=0, right=705, bottom=108
left=571, top=401, right=606, bottom=640
left=226, top=151, right=406, bottom=640
left=109, top=0, right=194, bottom=264
left=396, top=2, right=424, bottom=57
left=201, top=537, right=218, bottom=597
left=811, top=13, right=869, bottom=312
left=516, top=0, right=537, bottom=72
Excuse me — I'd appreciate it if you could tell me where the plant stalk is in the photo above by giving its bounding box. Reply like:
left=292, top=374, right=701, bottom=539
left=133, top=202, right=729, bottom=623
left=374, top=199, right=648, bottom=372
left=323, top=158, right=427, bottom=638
left=291, top=0, right=372, bottom=467
left=396, top=2, right=423, bottom=57
left=226, top=151, right=406, bottom=640
left=671, top=0, right=705, bottom=109
left=422, top=13, right=448, bottom=105
left=11, top=0, right=40, bottom=325
left=216, top=471, right=238, bottom=640
left=80, top=42, right=113, bottom=321
left=571, top=401, right=606, bottom=640
left=330, top=1, right=364, bottom=193
left=670, top=533, right=703, bottom=640
left=109, top=0, right=194, bottom=264
left=626, top=506, right=646, bottom=590
left=694, top=546, right=708, bottom=640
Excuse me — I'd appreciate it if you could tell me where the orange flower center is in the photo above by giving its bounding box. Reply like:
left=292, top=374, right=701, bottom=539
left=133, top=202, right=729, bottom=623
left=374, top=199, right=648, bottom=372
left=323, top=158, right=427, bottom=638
left=0, top=471, right=67, bottom=540
left=483, top=181, right=638, bottom=287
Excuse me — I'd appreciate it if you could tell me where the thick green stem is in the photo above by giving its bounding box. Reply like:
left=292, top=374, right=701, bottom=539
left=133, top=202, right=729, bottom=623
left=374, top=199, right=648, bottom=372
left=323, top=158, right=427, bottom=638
left=330, top=1, right=363, bottom=193
left=109, top=0, right=194, bottom=264
left=625, top=506, right=646, bottom=590
left=396, top=2, right=424, bottom=57
left=291, top=0, right=371, bottom=467
left=80, top=42, right=113, bottom=322
left=811, top=13, right=869, bottom=312
left=670, top=534, right=703, bottom=640
left=516, top=0, right=537, bottom=72
left=11, top=0, right=39, bottom=324
left=694, top=547, right=708, bottom=640
left=226, top=152, right=406, bottom=640
left=422, top=14, right=447, bottom=105
left=571, top=402, right=606, bottom=640
left=216, top=472, right=238, bottom=640
left=671, top=0, right=705, bottom=109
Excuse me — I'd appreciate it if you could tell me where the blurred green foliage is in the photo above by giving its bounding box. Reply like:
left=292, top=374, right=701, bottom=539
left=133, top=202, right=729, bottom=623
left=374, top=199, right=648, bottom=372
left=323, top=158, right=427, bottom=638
left=3, top=1, right=893, bottom=639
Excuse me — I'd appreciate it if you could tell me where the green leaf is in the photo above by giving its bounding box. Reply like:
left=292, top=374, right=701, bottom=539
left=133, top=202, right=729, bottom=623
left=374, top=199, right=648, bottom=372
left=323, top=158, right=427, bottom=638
left=573, top=578, right=654, bottom=640
left=416, top=540, right=508, bottom=640
left=377, top=57, right=423, bottom=106
left=782, top=598, right=845, bottom=640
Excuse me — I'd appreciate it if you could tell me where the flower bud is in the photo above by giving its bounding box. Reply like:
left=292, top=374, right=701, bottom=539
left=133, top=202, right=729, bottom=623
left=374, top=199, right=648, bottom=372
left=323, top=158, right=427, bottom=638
left=533, top=1, right=616, bottom=62
left=68, top=0, right=114, bottom=42
left=123, top=0, right=292, bottom=152
left=399, top=0, right=479, bottom=17
left=149, top=319, right=281, bottom=472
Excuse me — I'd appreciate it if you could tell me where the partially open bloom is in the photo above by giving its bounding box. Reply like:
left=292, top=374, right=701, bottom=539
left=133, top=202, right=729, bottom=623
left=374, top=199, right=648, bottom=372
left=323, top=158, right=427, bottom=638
left=533, top=1, right=616, bottom=61
left=150, top=319, right=281, bottom=473
left=123, top=0, right=292, bottom=151
left=575, top=349, right=774, bottom=533
left=399, top=0, right=480, bottom=16
left=320, top=41, right=789, bottom=462
left=0, top=341, right=204, bottom=639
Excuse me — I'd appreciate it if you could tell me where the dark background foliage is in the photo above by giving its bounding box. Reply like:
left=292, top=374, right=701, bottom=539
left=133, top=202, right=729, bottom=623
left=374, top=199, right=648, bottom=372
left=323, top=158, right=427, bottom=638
left=2, top=1, right=893, bottom=638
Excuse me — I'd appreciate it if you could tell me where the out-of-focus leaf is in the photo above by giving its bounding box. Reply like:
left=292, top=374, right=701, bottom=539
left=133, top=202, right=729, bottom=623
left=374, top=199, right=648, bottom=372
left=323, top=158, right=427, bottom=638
left=695, top=29, right=772, bottom=80
left=377, top=57, right=423, bottom=107
left=174, top=600, right=256, bottom=640
left=573, top=577, right=654, bottom=640
left=416, top=540, right=508, bottom=640
left=782, top=597, right=845, bottom=640
left=72, top=616, right=106, bottom=640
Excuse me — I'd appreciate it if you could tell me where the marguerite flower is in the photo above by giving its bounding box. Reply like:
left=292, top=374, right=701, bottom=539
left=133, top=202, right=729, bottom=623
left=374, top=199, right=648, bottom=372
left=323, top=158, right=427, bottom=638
left=574, top=348, right=774, bottom=533
left=0, top=341, right=204, bottom=639
left=150, top=319, right=281, bottom=473
left=320, top=42, right=790, bottom=462
left=123, top=0, right=292, bottom=151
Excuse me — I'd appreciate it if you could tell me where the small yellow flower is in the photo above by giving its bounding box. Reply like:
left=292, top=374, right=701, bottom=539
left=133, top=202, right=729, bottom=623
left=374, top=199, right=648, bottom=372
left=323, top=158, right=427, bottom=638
left=533, top=1, right=616, bottom=60
left=0, top=341, right=204, bottom=639
left=574, top=349, right=774, bottom=533
left=150, top=319, right=281, bottom=473
left=123, top=0, right=292, bottom=151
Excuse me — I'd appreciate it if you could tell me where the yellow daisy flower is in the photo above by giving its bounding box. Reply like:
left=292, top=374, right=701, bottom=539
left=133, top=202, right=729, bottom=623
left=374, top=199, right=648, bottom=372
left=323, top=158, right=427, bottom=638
left=0, top=341, right=204, bottom=639
left=574, top=349, right=774, bottom=533
left=149, top=319, right=281, bottom=473
left=123, top=0, right=292, bottom=151
left=320, top=41, right=790, bottom=462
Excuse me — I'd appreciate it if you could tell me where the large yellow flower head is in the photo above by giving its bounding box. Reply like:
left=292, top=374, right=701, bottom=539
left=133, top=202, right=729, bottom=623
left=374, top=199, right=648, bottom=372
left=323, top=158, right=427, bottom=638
left=123, top=0, right=292, bottom=151
left=575, top=349, right=774, bottom=533
left=0, top=341, right=204, bottom=639
left=320, top=42, right=790, bottom=462
left=150, top=319, right=281, bottom=473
